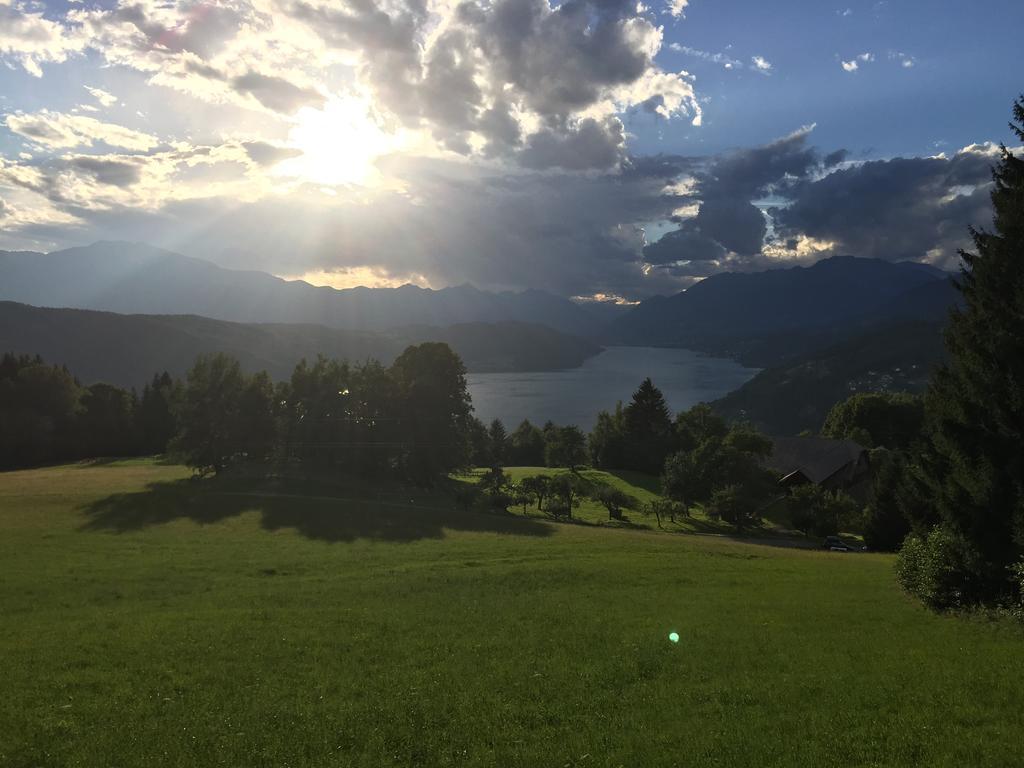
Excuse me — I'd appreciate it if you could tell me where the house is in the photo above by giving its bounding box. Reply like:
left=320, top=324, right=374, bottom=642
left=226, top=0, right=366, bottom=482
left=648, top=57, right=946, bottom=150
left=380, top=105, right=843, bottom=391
left=765, top=436, right=871, bottom=496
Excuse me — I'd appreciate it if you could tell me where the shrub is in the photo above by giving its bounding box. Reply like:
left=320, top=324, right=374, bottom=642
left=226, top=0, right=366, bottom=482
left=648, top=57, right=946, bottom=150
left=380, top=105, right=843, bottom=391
left=895, top=527, right=967, bottom=610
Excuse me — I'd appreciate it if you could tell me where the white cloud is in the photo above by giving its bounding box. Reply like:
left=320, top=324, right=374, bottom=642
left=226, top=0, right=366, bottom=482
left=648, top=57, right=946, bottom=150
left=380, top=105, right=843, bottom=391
left=84, top=86, right=118, bottom=107
left=840, top=53, right=873, bottom=72
left=666, top=0, right=689, bottom=18
left=751, top=55, right=772, bottom=73
left=4, top=110, right=160, bottom=151
left=0, top=0, right=85, bottom=76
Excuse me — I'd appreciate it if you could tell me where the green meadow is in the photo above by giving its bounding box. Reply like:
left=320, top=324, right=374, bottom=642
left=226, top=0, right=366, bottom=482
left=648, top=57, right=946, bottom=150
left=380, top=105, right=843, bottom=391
left=2, top=460, right=1022, bottom=767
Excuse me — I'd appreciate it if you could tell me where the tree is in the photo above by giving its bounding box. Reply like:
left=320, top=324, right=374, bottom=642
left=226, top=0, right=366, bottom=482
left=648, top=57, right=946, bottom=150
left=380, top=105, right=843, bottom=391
left=236, top=371, right=277, bottom=462
left=487, top=418, right=508, bottom=467
left=592, top=484, right=638, bottom=520
left=548, top=473, right=590, bottom=518
left=822, top=392, right=925, bottom=449
left=390, top=343, right=473, bottom=484
left=622, top=378, right=675, bottom=474
left=77, top=383, right=138, bottom=458
left=467, top=416, right=490, bottom=467
left=544, top=425, right=587, bottom=468
left=136, top=372, right=179, bottom=454
left=519, top=475, right=551, bottom=511
left=706, top=484, right=765, bottom=533
left=643, top=498, right=686, bottom=528
left=786, top=484, right=859, bottom=537
left=508, top=419, right=545, bottom=466
left=675, top=403, right=727, bottom=453
left=902, top=97, right=1024, bottom=607
left=0, top=354, right=82, bottom=469
left=589, top=404, right=627, bottom=469
left=170, top=353, right=248, bottom=474
left=862, top=449, right=913, bottom=551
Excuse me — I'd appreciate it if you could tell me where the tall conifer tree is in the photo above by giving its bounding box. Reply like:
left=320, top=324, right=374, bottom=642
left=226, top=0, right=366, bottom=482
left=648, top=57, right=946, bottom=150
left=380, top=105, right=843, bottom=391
left=915, top=96, right=1024, bottom=602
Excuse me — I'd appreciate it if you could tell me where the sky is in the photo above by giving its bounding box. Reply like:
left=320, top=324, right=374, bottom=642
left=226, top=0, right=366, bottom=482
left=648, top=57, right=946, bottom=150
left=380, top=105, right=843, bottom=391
left=0, top=0, right=1021, bottom=300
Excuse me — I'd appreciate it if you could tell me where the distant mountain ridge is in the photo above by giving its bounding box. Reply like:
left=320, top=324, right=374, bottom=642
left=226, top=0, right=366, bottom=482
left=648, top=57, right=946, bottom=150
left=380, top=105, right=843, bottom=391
left=0, top=302, right=601, bottom=389
left=607, top=255, right=955, bottom=365
left=0, top=241, right=619, bottom=337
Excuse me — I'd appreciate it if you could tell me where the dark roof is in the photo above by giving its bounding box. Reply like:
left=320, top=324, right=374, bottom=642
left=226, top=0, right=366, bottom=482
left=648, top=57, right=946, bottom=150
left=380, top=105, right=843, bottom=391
left=765, top=436, right=866, bottom=484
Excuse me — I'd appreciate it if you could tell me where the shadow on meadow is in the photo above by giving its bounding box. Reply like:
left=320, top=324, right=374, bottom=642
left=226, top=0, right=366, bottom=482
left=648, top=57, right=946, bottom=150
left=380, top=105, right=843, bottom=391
left=79, top=476, right=554, bottom=543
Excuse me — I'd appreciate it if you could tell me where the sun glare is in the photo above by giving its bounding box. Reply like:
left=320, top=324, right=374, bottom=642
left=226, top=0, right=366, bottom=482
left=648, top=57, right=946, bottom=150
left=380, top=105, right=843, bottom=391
left=278, top=98, right=399, bottom=187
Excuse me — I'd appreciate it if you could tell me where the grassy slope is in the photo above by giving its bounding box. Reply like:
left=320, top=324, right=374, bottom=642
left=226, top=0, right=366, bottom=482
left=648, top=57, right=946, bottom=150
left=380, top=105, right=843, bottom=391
left=1, top=461, right=1022, bottom=767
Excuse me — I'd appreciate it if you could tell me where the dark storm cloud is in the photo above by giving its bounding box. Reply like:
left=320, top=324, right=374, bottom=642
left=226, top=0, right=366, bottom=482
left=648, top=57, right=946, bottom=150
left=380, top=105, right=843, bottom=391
left=692, top=198, right=766, bottom=256
left=518, top=117, right=626, bottom=171
left=700, top=126, right=820, bottom=199
left=643, top=226, right=725, bottom=264
left=773, top=148, right=996, bottom=265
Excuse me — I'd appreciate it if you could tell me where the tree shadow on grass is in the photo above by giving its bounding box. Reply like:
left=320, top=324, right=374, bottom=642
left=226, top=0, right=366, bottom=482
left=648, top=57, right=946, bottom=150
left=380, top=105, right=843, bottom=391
left=79, top=477, right=554, bottom=543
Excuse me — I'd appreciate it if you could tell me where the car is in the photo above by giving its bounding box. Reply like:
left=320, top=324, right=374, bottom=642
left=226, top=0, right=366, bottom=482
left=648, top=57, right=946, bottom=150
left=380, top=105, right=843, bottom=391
left=822, top=535, right=853, bottom=552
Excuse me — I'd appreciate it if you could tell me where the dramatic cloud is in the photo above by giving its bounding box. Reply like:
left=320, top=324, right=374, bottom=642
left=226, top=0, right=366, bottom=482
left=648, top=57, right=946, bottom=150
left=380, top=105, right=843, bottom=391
left=773, top=144, right=999, bottom=267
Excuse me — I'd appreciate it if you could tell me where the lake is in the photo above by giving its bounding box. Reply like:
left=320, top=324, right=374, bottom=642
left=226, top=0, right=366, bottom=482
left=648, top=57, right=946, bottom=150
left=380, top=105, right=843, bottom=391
left=467, top=346, right=758, bottom=430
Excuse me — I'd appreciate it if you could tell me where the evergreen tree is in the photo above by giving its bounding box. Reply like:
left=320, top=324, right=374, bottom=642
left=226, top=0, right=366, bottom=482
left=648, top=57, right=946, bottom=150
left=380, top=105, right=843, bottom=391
left=907, top=97, right=1024, bottom=605
left=487, top=418, right=508, bottom=467
left=136, top=372, right=179, bottom=454
left=622, top=378, right=675, bottom=474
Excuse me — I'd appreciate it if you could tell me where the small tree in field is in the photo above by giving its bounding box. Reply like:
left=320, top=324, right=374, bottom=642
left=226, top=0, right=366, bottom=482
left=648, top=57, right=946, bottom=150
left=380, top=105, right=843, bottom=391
left=592, top=484, right=638, bottom=520
left=519, top=474, right=551, bottom=511
left=706, top=484, right=761, bottom=533
left=548, top=473, right=589, bottom=518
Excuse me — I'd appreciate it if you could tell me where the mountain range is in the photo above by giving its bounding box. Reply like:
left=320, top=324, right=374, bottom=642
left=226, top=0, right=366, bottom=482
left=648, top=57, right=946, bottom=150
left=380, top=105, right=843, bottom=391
left=608, top=255, right=957, bottom=366
left=0, top=302, right=601, bottom=389
left=0, top=241, right=621, bottom=337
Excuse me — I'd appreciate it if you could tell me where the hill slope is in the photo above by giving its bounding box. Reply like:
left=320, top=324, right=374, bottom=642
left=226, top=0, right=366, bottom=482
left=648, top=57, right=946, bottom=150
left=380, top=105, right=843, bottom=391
left=0, top=302, right=601, bottom=388
left=713, top=320, right=948, bottom=434
left=0, top=241, right=617, bottom=336
left=607, top=256, right=953, bottom=365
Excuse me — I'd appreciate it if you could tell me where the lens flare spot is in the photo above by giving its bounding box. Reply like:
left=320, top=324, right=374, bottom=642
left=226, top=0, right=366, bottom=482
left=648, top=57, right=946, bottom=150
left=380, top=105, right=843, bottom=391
left=668, top=631, right=680, bottom=643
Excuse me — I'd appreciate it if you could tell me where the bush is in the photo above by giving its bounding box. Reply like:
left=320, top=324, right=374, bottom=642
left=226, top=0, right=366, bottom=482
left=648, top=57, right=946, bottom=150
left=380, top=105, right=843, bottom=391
left=895, top=527, right=968, bottom=610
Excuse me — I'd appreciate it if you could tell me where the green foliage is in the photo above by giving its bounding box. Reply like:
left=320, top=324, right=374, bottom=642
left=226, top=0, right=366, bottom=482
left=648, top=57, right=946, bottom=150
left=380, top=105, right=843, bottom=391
left=0, top=353, right=82, bottom=468
left=643, top=498, right=687, bottom=527
left=547, top=472, right=590, bottom=517
left=487, top=419, right=508, bottom=467
left=508, top=419, right=545, bottom=466
left=137, top=372, right=180, bottom=454
left=77, top=383, right=139, bottom=458
left=786, top=484, right=859, bottom=537
left=821, top=392, right=925, bottom=449
left=896, top=527, right=971, bottom=610
left=862, top=449, right=912, bottom=551
left=706, top=484, right=762, bottom=533
left=675, top=403, right=727, bottom=452
left=591, top=484, right=639, bottom=520
left=621, top=378, right=675, bottom=474
left=170, top=353, right=250, bottom=474
left=589, top=403, right=627, bottom=469
left=543, top=424, right=587, bottom=468
left=518, top=474, right=551, bottom=510
left=390, top=342, right=473, bottom=484
left=908, top=97, right=1024, bottom=607
left=467, top=416, right=490, bottom=467
left=663, top=424, right=775, bottom=513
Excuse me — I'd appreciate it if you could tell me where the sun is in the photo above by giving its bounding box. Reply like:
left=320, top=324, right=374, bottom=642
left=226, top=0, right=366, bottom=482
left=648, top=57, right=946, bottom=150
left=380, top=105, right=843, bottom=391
left=277, top=98, right=399, bottom=187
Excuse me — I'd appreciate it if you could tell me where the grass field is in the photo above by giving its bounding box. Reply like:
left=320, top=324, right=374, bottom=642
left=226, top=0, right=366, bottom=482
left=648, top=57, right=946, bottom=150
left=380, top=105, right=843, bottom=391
left=2, top=460, right=1022, bottom=767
